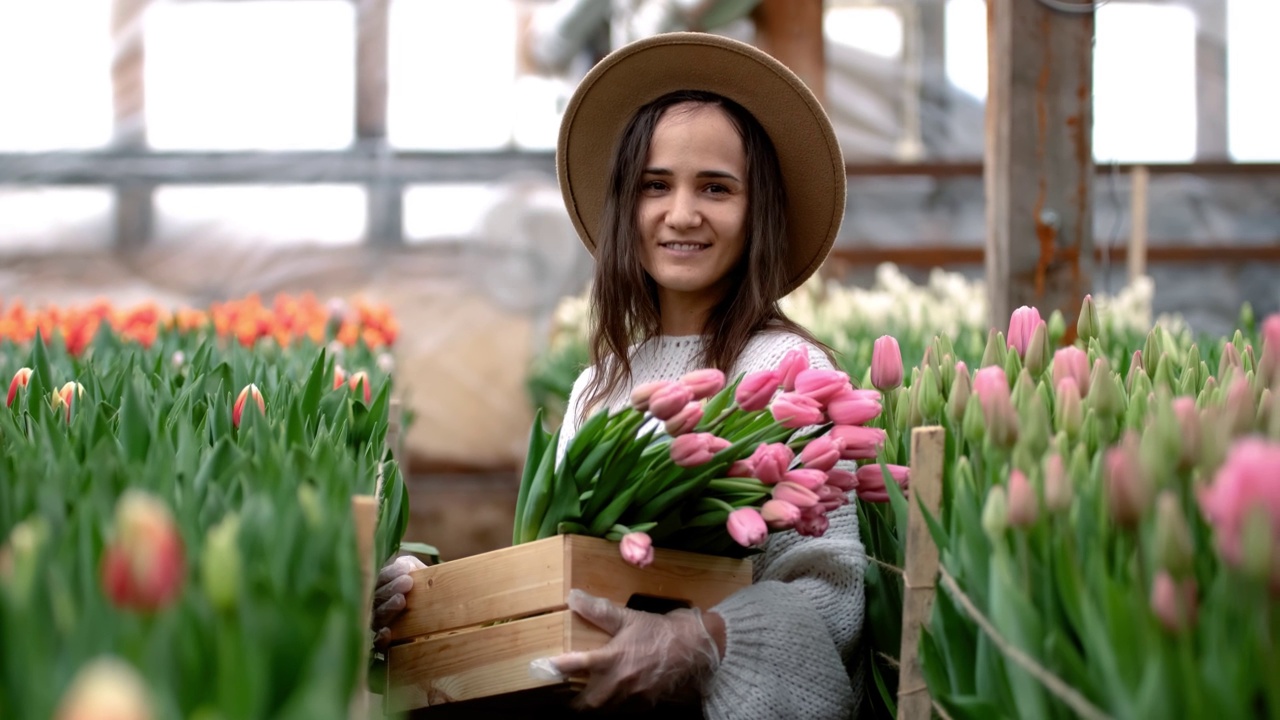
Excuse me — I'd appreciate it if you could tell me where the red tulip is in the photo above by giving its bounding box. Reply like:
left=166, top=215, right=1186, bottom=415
left=6, top=367, right=31, bottom=407
left=100, top=491, right=185, bottom=611
left=232, top=384, right=265, bottom=428
left=348, top=370, right=372, bottom=404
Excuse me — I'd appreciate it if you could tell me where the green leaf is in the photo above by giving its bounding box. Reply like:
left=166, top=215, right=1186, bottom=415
left=117, top=376, right=151, bottom=463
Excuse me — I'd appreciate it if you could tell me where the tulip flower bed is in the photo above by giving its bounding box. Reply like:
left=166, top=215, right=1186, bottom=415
left=0, top=323, right=409, bottom=720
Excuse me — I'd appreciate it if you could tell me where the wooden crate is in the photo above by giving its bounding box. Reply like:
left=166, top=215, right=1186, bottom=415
left=382, top=533, right=753, bottom=714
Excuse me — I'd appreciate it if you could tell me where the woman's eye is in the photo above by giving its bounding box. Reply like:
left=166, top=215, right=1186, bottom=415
left=641, top=180, right=667, bottom=192
left=706, top=184, right=729, bottom=195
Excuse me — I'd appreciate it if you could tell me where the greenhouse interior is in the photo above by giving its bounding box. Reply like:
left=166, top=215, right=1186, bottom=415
left=1, top=0, right=1277, bottom=718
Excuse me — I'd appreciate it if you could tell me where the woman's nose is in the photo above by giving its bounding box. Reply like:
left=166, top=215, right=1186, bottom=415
left=664, top=189, right=702, bottom=229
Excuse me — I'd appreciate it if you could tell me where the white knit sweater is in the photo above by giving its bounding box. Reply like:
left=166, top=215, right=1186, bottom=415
left=558, top=330, right=867, bottom=719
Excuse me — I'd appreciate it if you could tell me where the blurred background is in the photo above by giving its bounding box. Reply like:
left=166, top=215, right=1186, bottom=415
left=2, top=0, right=1277, bottom=559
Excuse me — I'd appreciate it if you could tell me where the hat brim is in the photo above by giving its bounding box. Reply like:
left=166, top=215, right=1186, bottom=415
left=556, top=32, right=846, bottom=298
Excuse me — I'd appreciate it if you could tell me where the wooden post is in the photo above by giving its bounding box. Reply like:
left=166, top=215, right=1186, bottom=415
left=355, top=0, right=403, bottom=247
left=919, top=0, right=950, bottom=156
left=897, top=426, right=945, bottom=720
left=1191, top=0, right=1228, bottom=159
left=350, top=494, right=379, bottom=720
left=111, top=0, right=153, bottom=252
left=984, top=0, right=1095, bottom=332
left=752, top=0, right=826, bottom=105
left=1128, top=165, right=1149, bottom=283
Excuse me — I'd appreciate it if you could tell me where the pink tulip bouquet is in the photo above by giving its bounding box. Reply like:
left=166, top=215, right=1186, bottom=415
left=513, top=348, right=910, bottom=563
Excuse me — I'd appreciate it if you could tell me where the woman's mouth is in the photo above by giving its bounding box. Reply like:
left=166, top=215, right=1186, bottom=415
left=660, top=242, right=709, bottom=252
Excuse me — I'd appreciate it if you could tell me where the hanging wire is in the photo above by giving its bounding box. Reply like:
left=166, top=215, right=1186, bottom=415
left=1031, top=0, right=1111, bottom=14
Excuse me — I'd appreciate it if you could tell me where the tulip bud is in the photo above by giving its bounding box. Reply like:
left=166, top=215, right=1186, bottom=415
left=777, top=348, right=809, bottom=392
left=1077, top=295, right=1099, bottom=343
left=980, top=328, right=1008, bottom=370
left=1151, top=571, right=1197, bottom=634
left=870, top=335, right=904, bottom=391
left=1178, top=362, right=1200, bottom=398
left=1153, top=353, right=1177, bottom=394
left=171, top=351, right=186, bottom=370
left=906, top=379, right=925, bottom=428
left=1043, top=454, right=1072, bottom=513
left=232, top=384, right=265, bottom=428
left=1011, top=369, right=1036, bottom=413
left=332, top=365, right=347, bottom=391
left=1143, top=328, right=1163, bottom=380
left=201, top=514, right=241, bottom=612
left=1124, top=382, right=1150, bottom=432
left=680, top=369, right=726, bottom=401
left=825, top=468, right=857, bottom=492
left=794, top=507, right=831, bottom=537
left=1152, top=491, right=1193, bottom=577
left=6, top=367, right=32, bottom=407
left=947, top=362, right=972, bottom=425
left=1105, top=432, right=1151, bottom=527
left=664, top=402, right=704, bottom=436
left=619, top=532, right=654, bottom=568
left=1224, top=377, right=1256, bottom=436
left=648, top=383, right=695, bottom=421
left=1068, top=443, right=1091, bottom=490
left=377, top=352, right=396, bottom=376
left=101, top=491, right=186, bottom=611
left=939, top=353, right=957, bottom=392
left=1023, top=323, right=1050, bottom=378
left=56, top=381, right=84, bottom=423
left=348, top=370, right=372, bottom=404
left=630, top=380, right=673, bottom=412
left=1240, top=302, right=1257, bottom=333
left=0, top=517, right=50, bottom=605
left=1087, top=357, right=1124, bottom=420
left=770, top=392, right=825, bottom=429
left=783, top=468, right=827, bottom=492
left=669, top=432, right=729, bottom=467
left=1054, top=378, right=1084, bottom=440
left=795, top=369, right=850, bottom=405
left=982, top=486, right=1009, bottom=540
left=55, top=657, right=155, bottom=720
left=760, top=499, right=802, bottom=530
left=1052, top=346, right=1090, bottom=397
left=1261, top=313, right=1280, bottom=383
left=1213, top=344, right=1241, bottom=385
left=1047, top=309, right=1066, bottom=346
left=799, top=435, right=842, bottom=472
left=1003, top=347, right=1024, bottom=386
left=772, top=481, right=820, bottom=509
left=1007, top=306, right=1045, bottom=359
left=1126, top=350, right=1145, bottom=395
left=726, top=507, right=768, bottom=548
left=1017, top=391, right=1051, bottom=457
left=297, top=483, right=324, bottom=528
left=1242, top=345, right=1257, bottom=376
left=826, top=388, right=882, bottom=426
left=735, top=370, right=780, bottom=412
left=748, top=443, right=794, bottom=485
left=829, top=425, right=887, bottom=460
left=954, top=456, right=977, bottom=493
left=855, top=463, right=909, bottom=503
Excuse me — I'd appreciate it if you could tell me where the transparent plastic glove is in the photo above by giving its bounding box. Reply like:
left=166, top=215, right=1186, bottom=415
left=371, top=555, right=426, bottom=646
left=538, top=589, right=721, bottom=710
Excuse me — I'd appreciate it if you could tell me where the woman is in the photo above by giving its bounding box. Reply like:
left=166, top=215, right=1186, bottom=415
left=374, top=32, right=866, bottom=718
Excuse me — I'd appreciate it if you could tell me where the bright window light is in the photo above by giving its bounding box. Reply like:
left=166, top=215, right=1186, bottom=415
left=388, top=0, right=516, bottom=150
left=0, top=187, right=112, bottom=251
left=145, top=1, right=355, bottom=150
left=945, top=0, right=987, bottom=100
left=825, top=6, right=904, bottom=59
left=404, top=184, right=504, bottom=241
left=0, top=0, right=112, bottom=151
left=153, top=186, right=365, bottom=246
left=1228, top=0, right=1280, bottom=160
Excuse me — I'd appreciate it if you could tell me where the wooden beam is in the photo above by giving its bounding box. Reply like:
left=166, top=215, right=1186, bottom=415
left=752, top=0, right=826, bottom=105
left=985, top=0, right=1095, bottom=331
left=355, top=0, right=390, bottom=140
left=111, top=0, right=154, bottom=252
left=1191, top=0, right=1229, bottom=159
left=826, top=243, right=1280, bottom=269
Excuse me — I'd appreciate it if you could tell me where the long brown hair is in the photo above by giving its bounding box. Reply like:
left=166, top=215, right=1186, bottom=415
left=580, top=90, right=835, bottom=421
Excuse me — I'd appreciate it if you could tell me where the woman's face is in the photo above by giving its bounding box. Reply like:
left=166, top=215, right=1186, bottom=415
left=635, top=103, right=748, bottom=313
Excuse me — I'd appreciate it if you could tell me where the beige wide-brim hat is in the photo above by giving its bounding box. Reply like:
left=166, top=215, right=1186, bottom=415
left=556, top=31, right=846, bottom=297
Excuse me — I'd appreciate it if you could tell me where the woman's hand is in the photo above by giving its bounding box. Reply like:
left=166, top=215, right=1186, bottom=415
left=371, top=555, right=427, bottom=646
left=541, top=589, right=723, bottom=710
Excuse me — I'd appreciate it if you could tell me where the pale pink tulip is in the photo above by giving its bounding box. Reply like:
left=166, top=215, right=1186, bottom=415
left=1198, top=438, right=1280, bottom=578
left=794, top=369, right=851, bottom=405
left=777, top=348, right=809, bottom=391
left=232, top=384, right=265, bottom=428
left=1006, top=469, right=1038, bottom=527
left=631, top=380, right=675, bottom=412
left=972, top=366, right=1011, bottom=411
left=770, top=392, right=825, bottom=429
left=1151, top=571, right=1198, bottom=633
left=1043, top=454, right=1072, bottom=513
left=760, top=499, right=802, bottom=530
left=55, top=657, right=154, bottom=720
left=783, top=468, right=828, bottom=492
left=1007, top=306, right=1044, bottom=358
left=680, top=369, right=726, bottom=401
left=664, top=402, right=703, bottom=436
left=735, top=370, right=780, bottom=412
left=1262, top=314, right=1280, bottom=379
left=1052, top=346, right=1091, bottom=396
left=669, top=433, right=730, bottom=467
left=855, top=463, right=909, bottom=502
left=830, top=425, right=887, bottom=460
left=6, top=367, right=31, bottom=407
left=101, top=491, right=185, bottom=611
left=619, top=532, right=654, bottom=568
left=825, top=468, right=857, bottom=492
left=726, top=507, right=768, bottom=547
left=827, top=388, right=882, bottom=426
left=648, top=384, right=695, bottom=421
left=871, top=335, right=904, bottom=391
left=1172, top=397, right=1201, bottom=470
left=749, top=443, right=795, bottom=485
left=772, top=481, right=820, bottom=508
left=799, top=436, right=843, bottom=472
left=727, top=459, right=755, bottom=478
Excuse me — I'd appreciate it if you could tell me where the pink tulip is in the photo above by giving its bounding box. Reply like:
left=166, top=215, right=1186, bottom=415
left=648, top=384, right=694, bottom=421
left=631, top=380, right=675, bottom=412
left=770, top=392, right=825, bottom=429
left=1198, top=438, right=1280, bottom=583
left=748, top=443, right=795, bottom=485
left=619, top=532, right=654, bottom=568
left=664, top=402, right=704, bottom=436
left=1043, top=454, right=1072, bottom=513
left=825, top=468, right=857, bottom=492
left=827, top=388, right=882, bottom=426
left=799, top=436, right=842, bottom=472
left=777, top=348, right=809, bottom=391
left=772, top=481, right=820, bottom=509
left=232, top=384, right=265, bottom=428
left=680, top=369, right=726, bottom=401
left=669, top=432, right=730, bottom=467
left=727, top=459, right=755, bottom=478
left=830, top=425, right=887, bottom=460
left=1105, top=432, right=1151, bottom=526
left=794, top=369, right=851, bottom=405
left=1052, top=346, right=1091, bottom=396
left=1151, top=571, right=1198, bottom=633
left=816, top=484, right=848, bottom=512
left=735, top=370, right=780, bottom=412
left=1172, top=397, right=1201, bottom=470
left=794, top=508, right=830, bottom=537
left=760, top=499, right=802, bottom=530
left=101, top=491, right=185, bottom=611
left=783, top=468, right=828, bottom=492
left=855, top=463, right=909, bottom=502
left=1006, top=469, right=1038, bottom=528
left=972, top=366, right=1011, bottom=410
left=6, top=367, right=31, bottom=407
left=871, top=335, right=904, bottom=391
left=1007, top=306, right=1044, bottom=358
left=55, top=657, right=154, bottom=720
left=726, top=507, right=768, bottom=547
left=1262, top=313, right=1280, bottom=379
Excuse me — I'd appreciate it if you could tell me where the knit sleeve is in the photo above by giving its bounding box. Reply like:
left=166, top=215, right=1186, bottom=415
left=555, top=365, right=595, bottom=468
left=702, top=332, right=868, bottom=719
